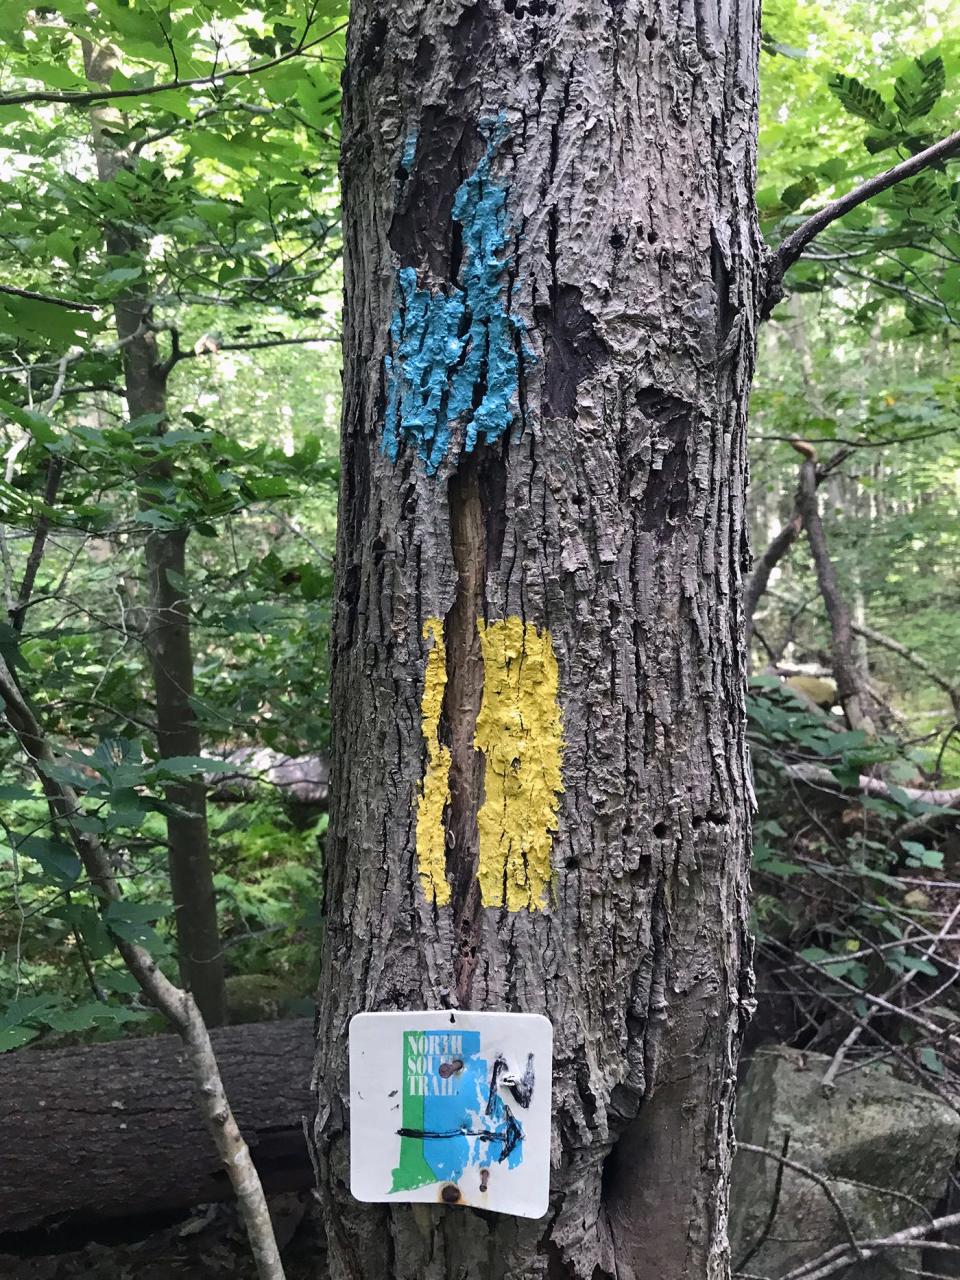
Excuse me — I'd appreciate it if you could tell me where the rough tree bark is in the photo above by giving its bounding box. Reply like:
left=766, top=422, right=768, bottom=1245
left=314, top=3, right=760, bottom=1277
left=83, top=44, right=225, bottom=1026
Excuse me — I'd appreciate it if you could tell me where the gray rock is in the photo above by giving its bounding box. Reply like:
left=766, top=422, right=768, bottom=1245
left=730, top=1046, right=960, bottom=1279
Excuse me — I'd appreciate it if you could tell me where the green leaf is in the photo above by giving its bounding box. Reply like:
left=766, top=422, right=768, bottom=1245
left=894, top=54, right=945, bottom=122
left=0, top=398, right=58, bottom=444
left=850, top=860, right=904, bottom=889
left=756, top=856, right=805, bottom=878
left=44, top=1006, right=104, bottom=1033
left=827, top=73, right=897, bottom=131
left=89, top=1005, right=149, bottom=1025
left=98, top=970, right=140, bottom=995
left=864, top=132, right=899, bottom=155
left=45, top=1002, right=148, bottom=1031
left=885, top=784, right=918, bottom=813
left=242, top=476, right=291, bottom=500
left=99, top=265, right=144, bottom=285
left=18, top=835, right=81, bottom=885
left=38, top=758, right=93, bottom=789
left=63, top=903, right=113, bottom=960
left=106, top=919, right=164, bottom=951
left=0, top=1026, right=40, bottom=1053
left=817, top=157, right=849, bottom=183
left=781, top=175, right=818, bottom=211
left=799, top=948, right=863, bottom=981
left=103, top=900, right=173, bottom=925
left=0, top=782, right=35, bottom=800
left=0, top=295, right=95, bottom=344
left=920, top=1046, right=945, bottom=1076
left=898, top=955, right=938, bottom=976
left=127, top=413, right=167, bottom=432
left=940, top=267, right=960, bottom=302
left=883, top=174, right=952, bottom=222
left=25, top=62, right=89, bottom=90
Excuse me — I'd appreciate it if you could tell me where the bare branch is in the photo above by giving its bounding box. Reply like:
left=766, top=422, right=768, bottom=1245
left=778, top=1207, right=960, bottom=1280
left=0, top=283, right=99, bottom=312
left=755, top=426, right=957, bottom=451
left=822, top=902, right=960, bottom=1091
left=9, top=455, right=63, bottom=634
left=764, top=128, right=960, bottom=315
left=744, top=443, right=851, bottom=642
left=166, top=332, right=337, bottom=370
left=784, top=759, right=960, bottom=808
left=853, top=623, right=960, bottom=722
left=797, top=459, right=875, bottom=733
left=737, top=1140, right=862, bottom=1266
left=744, top=512, right=803, bottom=643
left=736, top=1133, right=794, bottom=1271
left=0, top=23, right=346, bottom=109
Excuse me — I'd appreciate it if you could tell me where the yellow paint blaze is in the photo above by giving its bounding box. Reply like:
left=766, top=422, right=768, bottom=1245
left=474, top=618, right=564, bottom=911
left=416, top=618, right=452, bottom=906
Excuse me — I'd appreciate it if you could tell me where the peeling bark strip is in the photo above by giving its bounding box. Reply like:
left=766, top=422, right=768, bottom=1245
left=316, top=0, right=761, bottom=1276
left=416, top=616, right=564, bottom=911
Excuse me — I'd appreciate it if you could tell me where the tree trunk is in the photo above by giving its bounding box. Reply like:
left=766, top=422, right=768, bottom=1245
left=796, top=459, right=875, bottom=735
left=83, top=44, right=225, bottom=1026
left=314, top=3, right=761, bottom=1277
left=0, top=1020, right=313, bottom=1237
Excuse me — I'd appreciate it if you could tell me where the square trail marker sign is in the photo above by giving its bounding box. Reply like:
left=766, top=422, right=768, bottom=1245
left=349, top=1010, right=552, bottom=1218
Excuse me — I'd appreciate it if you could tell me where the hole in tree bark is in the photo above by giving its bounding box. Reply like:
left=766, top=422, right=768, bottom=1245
left=356, top=15, right=388, bottom=72
left=636, top=388, right=693, bottom=538
left=535, top=284, right=608, bottom=421
left=414, top=36, right=434, bottom=78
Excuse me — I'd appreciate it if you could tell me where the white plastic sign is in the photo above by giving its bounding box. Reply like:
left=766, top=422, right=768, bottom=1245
left=349, top=1010, right=552, bottom=1218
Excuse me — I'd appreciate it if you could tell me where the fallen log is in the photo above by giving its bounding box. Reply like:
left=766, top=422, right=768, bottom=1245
left=0, top=1019, right=314, bottom=1237
left=208, top=749, right=329, bottom=806
left=786, top=761, right=960, bottom=809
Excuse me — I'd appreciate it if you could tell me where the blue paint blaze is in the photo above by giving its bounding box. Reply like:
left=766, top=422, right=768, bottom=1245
left=401, top=128, right=418, bottom=171
left=383, top=120, right=529, bottom=474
